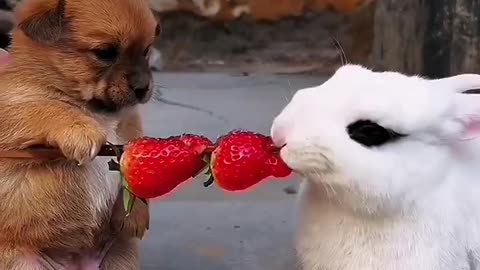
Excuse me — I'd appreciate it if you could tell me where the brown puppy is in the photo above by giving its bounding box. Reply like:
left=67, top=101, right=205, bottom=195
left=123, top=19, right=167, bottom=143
left=0, top=0, right=159, bottom=269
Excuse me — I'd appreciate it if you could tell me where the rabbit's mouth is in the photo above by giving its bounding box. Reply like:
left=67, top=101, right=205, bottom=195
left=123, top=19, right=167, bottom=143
left=280, top=144, right=336, bottom=175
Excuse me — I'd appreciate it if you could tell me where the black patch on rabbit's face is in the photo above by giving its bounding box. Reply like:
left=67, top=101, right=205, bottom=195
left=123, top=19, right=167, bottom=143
left=347, top=120, right=407, bottom=147
left=463, top=89, right=480, bottom=94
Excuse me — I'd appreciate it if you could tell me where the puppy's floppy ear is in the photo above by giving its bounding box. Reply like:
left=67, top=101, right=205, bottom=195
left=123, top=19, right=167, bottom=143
left=16, top=0, right=67, bottom=44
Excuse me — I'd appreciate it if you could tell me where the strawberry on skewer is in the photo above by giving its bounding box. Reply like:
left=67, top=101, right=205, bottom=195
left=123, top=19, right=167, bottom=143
left=16, top=130, right=293, bottom=214
left=110, top=134, right=214, bottom=214
left=203, top=130, right=292, bottom=192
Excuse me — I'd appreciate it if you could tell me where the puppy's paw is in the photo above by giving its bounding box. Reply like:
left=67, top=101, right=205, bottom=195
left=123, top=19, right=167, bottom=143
left=111, top=195, right=150, bottom=239
left=124, top=199, right=150, bottom=239
left=48, top=120, right=106, bottom=164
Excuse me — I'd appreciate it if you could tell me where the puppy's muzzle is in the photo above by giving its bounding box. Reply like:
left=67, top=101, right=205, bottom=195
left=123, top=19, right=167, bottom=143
left=127, top=59, right=152, bottom=102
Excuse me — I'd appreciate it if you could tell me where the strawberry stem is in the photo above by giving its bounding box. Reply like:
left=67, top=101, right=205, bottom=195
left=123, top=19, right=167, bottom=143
left=200, top=151, right=215, bottom=187
left=203, top=175, right=214, bottom=187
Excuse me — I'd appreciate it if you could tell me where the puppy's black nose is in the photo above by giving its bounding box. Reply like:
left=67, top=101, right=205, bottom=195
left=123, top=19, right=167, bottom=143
left=127, top=72, right=151, bottom=100
left=131, top=84, right=149, bottom=100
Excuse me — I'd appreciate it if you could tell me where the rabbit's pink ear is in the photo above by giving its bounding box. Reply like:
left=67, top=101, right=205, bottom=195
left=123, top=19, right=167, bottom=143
left=460, top=121, right=480, bottom=141
left=454, top=95, right=480, bottom=140
left=431, top=74, right=480, bottom=93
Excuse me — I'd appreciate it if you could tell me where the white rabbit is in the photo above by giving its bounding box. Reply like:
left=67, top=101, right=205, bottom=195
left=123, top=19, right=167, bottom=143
left=271, top=64, right=480, bottom=270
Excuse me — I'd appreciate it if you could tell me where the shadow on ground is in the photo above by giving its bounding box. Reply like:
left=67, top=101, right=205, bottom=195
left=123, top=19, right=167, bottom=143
left=139, top=72, right=326, bottom=270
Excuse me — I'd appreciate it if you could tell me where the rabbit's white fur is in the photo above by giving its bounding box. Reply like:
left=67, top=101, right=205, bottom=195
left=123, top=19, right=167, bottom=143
left=271, top=64, right=480, bottom=270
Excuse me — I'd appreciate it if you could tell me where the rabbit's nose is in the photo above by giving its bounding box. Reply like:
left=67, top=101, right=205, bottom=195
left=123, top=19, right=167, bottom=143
left=271, top=124, right=289, bottom=147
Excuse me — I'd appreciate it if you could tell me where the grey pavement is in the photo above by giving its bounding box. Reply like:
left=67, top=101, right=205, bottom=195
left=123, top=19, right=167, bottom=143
left=138, top=72, right=326, bottom=270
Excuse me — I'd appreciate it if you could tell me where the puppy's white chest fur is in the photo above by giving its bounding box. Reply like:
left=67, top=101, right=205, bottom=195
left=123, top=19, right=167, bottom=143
left=85, top=118, right=122, bottom=214
left=86, top=158, right=120, bottom=215
left=296, top=181, right=473, bottom=270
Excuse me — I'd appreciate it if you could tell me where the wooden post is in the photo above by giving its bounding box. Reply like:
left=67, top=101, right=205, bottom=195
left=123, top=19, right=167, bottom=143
left=370, top=0, right=428, bottom=76
left=447, top=0, right=480, bottom=76
left=371, top=0, right=480, bottom=78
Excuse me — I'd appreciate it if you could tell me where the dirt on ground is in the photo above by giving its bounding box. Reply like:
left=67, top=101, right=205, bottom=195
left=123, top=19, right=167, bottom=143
left=154, top=4, right=375, bottom=75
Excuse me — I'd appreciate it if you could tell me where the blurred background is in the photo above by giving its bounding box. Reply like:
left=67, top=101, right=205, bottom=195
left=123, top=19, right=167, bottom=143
left=3, top=0, right=478, bottom=77
left=1, top=1, right=480, bottom=269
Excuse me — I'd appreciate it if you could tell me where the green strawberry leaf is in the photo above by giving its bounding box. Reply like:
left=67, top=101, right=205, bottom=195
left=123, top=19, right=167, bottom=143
left=123, top=187, right=136, bottom=217
left=121, top=173, right=135, bottom=216
left=121, top=172, right=130, bottom=191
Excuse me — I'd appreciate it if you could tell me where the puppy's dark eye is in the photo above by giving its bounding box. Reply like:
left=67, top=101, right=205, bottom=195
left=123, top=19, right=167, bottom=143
left=347, top=120, right=406, bottom=147
left=91, top=45, right=118, bottom=62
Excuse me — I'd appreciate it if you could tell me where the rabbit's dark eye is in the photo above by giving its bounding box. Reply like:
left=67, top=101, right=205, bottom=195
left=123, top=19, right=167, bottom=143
left=347, top=120, right=406, bottom=147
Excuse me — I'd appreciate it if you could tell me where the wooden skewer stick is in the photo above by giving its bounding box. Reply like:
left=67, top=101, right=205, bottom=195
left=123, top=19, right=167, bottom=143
left=0, top=143, right=278, bottom=160
left=0, top=145, right=221, bottom=160
left=0, top=145, right=122, bottom=160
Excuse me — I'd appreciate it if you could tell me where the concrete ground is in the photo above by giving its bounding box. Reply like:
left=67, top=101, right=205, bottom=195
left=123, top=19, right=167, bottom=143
left=138, top=72, right=326, bottom=270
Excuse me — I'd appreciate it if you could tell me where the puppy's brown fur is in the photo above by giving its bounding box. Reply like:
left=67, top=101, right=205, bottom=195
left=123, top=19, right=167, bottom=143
left=0, top=0, right=158, bottom=269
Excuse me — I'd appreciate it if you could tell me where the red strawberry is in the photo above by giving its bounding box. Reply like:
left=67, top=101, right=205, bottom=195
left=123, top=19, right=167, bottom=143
left=120, top=135, right=212, bottom=200
left=205, top=130, right=292, bottom=191
left=179, top=134, right=214, bottom=156
left=262, top=136, right=292, bottom=177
